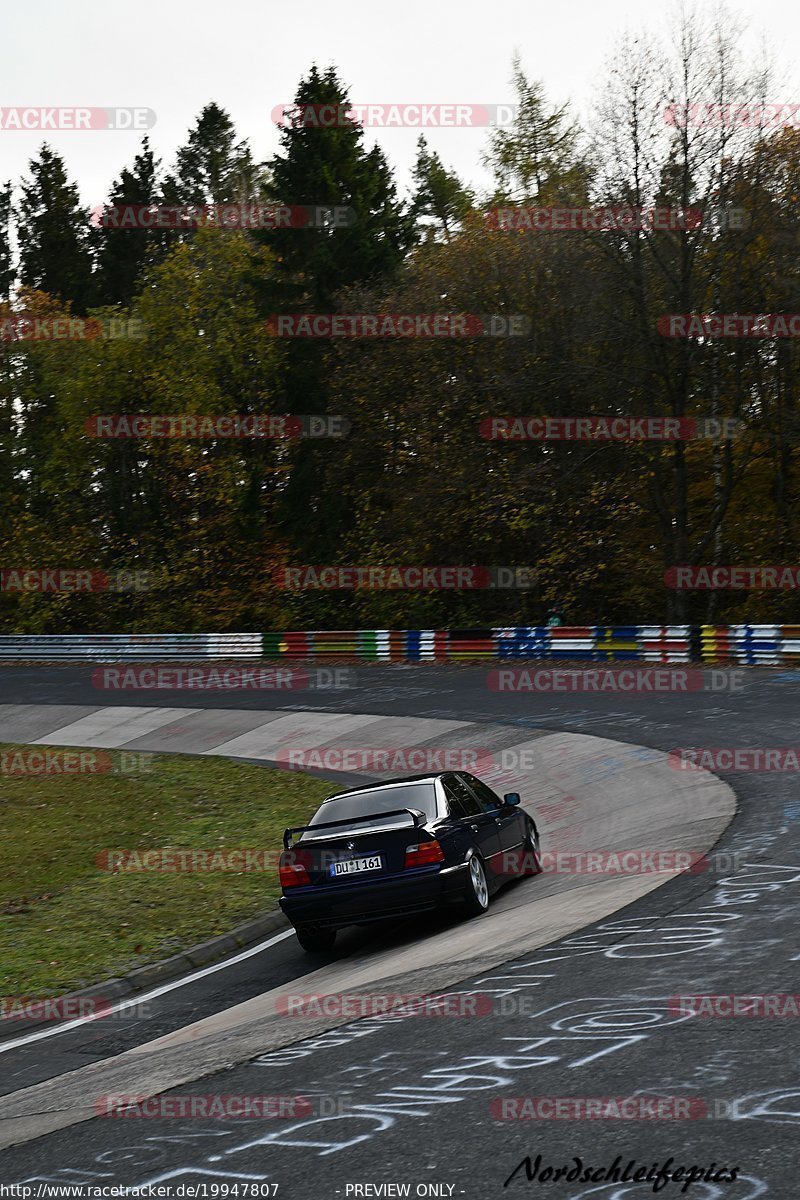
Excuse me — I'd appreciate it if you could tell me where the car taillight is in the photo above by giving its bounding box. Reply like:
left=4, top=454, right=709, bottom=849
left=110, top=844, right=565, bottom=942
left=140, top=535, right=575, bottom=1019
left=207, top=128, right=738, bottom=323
left=279, top=848, right=312, bottom=888
left=404, top=839, right=445, bottom=869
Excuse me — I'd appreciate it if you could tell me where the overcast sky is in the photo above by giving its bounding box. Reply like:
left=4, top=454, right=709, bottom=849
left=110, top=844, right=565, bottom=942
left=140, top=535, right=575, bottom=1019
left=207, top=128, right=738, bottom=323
left=2, top=0, right=797, bottom=208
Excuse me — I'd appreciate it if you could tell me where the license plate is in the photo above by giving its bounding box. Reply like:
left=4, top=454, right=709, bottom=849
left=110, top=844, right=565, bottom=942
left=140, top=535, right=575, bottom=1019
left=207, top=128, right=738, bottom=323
left=330, top=855, right=383, bottom=877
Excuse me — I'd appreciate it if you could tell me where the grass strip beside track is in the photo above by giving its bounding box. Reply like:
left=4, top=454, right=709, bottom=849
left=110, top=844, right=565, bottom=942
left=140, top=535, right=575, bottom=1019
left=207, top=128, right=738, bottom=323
left=0, top=745, right=332, bottom=995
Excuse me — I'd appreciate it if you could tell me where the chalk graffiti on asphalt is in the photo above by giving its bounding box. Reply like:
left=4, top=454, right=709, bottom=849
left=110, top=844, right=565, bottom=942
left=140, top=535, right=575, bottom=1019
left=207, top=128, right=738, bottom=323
left=9, top=866, right=798, bottom=1188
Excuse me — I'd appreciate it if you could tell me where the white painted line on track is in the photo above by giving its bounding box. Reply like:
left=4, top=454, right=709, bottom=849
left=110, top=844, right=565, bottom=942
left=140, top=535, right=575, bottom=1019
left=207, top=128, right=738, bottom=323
left=0, top=929, right=295, bottom=1055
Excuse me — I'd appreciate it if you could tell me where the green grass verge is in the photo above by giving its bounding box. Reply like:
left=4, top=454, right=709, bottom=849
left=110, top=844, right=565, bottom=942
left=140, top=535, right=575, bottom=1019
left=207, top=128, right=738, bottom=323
left=0, top=745, right=333, bottom=995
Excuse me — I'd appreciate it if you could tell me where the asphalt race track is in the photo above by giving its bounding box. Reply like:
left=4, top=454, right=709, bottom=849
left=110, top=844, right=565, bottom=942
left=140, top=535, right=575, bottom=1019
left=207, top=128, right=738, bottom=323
left=1, top=663, right=799, bottom=1199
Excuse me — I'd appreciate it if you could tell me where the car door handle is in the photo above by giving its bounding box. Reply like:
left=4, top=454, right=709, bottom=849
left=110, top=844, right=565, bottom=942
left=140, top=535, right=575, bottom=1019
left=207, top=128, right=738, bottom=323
left=470, top=824, right=480, bottom=833
left=495, top=818, right=503, bottom=825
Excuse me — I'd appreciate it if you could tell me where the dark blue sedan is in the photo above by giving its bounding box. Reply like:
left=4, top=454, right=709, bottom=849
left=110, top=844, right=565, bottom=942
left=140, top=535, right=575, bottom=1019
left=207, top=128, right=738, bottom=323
left=278, top=771, right=541, bottom=952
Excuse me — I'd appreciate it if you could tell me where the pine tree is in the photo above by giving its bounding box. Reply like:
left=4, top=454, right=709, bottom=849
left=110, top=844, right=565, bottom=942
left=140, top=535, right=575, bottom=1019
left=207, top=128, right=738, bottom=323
left=255, top=65, right=413, bottom=556
left=263, top=65, right=412, bottom=308
left=483, top=56, right=591, bottom=204
left=16, top=145, right=94, bottom=313
left=411, top=135, right=474, bottom=241
left=0, top=182, right=14, bottom=301
left=93, top=137, right=161, bottom=306
left=0, top=181, right=15, bottom=509
left=161, top=102, right=265, bottom=206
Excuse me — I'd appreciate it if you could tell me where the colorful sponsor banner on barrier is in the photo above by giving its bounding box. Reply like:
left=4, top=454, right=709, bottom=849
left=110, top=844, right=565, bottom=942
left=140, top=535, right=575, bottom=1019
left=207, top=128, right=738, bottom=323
left=0, top=626, right=797, bottom=663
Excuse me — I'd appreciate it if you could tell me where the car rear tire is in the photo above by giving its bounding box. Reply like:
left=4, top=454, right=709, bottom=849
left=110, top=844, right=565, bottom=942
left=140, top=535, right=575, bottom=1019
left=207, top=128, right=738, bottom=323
left=521, top=820, right=542, bottom=876
left=295, top=926, right=337, bottom=953
left=463, top=854, right=490, bottom=916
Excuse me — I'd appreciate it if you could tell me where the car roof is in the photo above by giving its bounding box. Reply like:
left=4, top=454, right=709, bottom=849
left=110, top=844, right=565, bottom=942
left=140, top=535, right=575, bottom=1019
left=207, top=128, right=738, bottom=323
left=323, top=773, right=449, bottom=803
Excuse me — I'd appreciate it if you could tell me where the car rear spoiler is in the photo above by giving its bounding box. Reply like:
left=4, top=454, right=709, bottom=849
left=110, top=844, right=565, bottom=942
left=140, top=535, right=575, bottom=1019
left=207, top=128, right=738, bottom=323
left=283, top=808, right=425, bottom=850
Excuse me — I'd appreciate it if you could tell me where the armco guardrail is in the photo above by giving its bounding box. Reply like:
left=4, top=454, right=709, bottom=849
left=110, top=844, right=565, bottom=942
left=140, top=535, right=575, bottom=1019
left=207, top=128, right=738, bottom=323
left=0, top=625, right=796, bottom=661
left=0, top=634, right=263, bottom=661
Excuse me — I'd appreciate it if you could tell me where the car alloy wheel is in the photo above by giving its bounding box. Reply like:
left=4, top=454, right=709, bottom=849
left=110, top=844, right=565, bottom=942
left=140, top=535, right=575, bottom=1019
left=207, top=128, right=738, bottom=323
left=464, top=854, right=490, bottom=915
left=521, top=821, right=542, bottom=876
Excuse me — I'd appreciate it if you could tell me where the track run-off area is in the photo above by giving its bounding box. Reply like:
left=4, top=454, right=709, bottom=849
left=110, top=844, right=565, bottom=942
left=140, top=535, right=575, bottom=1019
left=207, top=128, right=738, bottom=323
left=0, top=662, right=798, bottom=1198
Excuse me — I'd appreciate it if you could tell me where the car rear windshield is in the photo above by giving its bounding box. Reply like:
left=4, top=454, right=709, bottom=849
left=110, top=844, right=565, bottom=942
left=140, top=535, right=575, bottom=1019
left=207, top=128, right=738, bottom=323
left=309, top=782, right=438, bottom=829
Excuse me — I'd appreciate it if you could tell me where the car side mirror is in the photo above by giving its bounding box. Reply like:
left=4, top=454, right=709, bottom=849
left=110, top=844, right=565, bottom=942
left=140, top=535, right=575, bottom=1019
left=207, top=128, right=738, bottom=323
left=503, top=792, right=521, bottom=806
